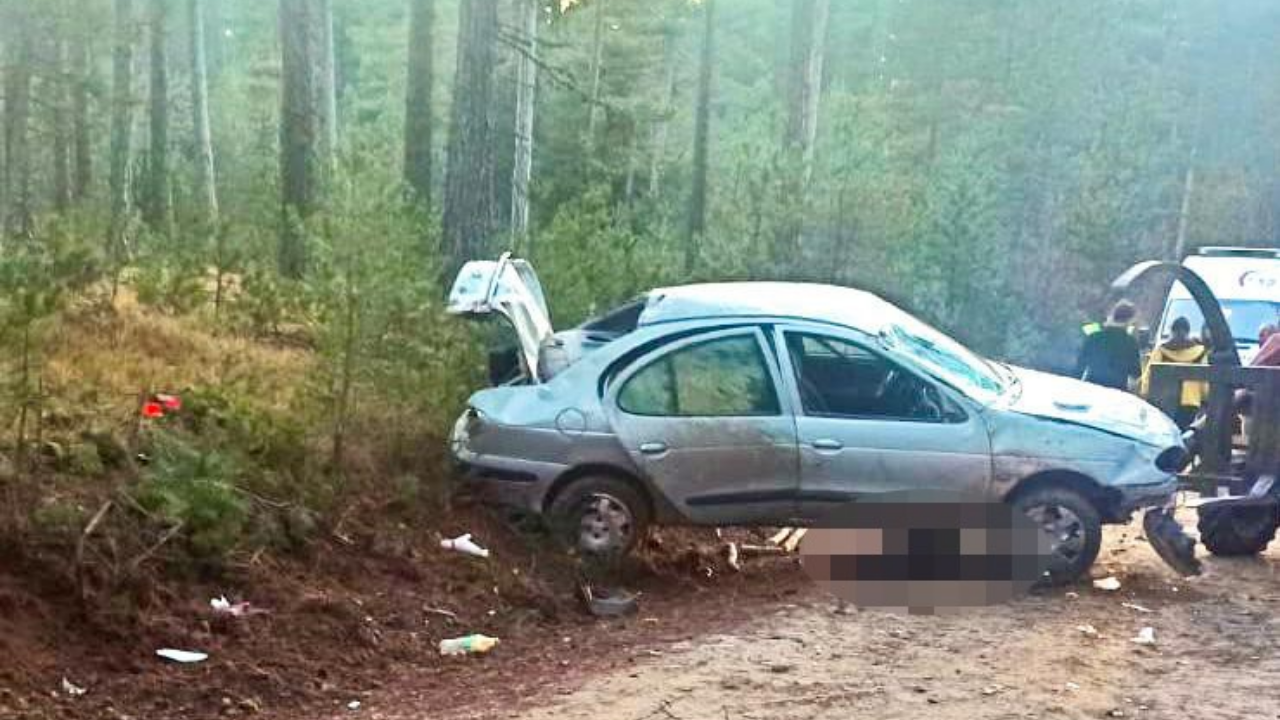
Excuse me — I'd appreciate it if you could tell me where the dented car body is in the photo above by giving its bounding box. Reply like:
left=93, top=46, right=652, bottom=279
left=448, top=256, right=1185, bottom=581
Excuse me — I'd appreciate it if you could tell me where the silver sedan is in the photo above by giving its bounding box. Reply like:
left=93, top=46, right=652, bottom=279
left=448, top=256, right=1185, bottom=584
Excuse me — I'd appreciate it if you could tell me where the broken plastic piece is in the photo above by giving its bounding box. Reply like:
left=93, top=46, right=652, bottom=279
left=61, top=678, right=86, bottom=697
left=1076, top=624, right=1099, bottom=638
left=1121, top=602, right=1152, bottom=614
left=1093, top=576, right=1122, bottom=591
left=440, top=533, right=490, bottom=558
left=156, top=648, right=208, bottom=663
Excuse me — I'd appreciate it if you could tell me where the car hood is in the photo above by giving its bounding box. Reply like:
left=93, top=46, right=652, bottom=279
left=996, top=366, right=1181, bottom=447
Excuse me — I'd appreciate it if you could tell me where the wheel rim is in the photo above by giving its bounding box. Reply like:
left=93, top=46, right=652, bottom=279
left=575, top=493, right=634, bottom=555
left=1024, top=503, right=1086, bottom=565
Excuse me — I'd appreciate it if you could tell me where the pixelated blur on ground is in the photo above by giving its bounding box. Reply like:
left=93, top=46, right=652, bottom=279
left=452, top=508, right=1280, bottom=720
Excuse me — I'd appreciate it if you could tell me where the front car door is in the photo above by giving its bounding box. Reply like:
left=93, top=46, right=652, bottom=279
left=605, top=327, right=800, bottom=525
left=772, top=325, right=992, bottom=520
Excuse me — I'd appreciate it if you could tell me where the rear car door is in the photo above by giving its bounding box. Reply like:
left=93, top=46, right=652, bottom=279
left=605, top=327, right=801, bottom=525
left=773, top=327, right=991, bottom=519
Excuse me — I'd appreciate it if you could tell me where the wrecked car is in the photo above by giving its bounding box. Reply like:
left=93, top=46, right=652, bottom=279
left=447, top=255, right=1186, bottom=583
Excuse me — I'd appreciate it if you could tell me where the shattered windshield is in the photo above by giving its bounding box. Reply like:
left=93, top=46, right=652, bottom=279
left=883, top=322, right=1006, bottom=401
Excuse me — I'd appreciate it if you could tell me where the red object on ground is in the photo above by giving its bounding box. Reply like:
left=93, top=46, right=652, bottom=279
left=141, top=402, right=165, bottom=419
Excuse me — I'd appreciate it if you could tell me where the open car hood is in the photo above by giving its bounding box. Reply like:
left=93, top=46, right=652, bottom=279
left=447, top=254, right=553, bottom=382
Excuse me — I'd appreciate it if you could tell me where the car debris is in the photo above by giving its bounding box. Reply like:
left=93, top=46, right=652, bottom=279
left=440, top=533, right=490, bottom=558
left=156, top=648, right=209, bottom=664
left=1121, top=602, right=1153, bottom=614
left=1093, top=576, right=1122, bottom=591
left=579, top=583, right=639, bottom=617
left=438, top=634, right=499, bottom=656
left=1130, top=627, right=1156, bottom=645
left=60, top=678, right=86, bottom=697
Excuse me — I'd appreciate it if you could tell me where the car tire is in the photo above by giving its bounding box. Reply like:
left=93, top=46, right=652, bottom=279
left=547, top=475, right=651, bottom=558
left=1011, top=487, right=1103, bottom=586
left=1197, top=497, right=1280, bottom=556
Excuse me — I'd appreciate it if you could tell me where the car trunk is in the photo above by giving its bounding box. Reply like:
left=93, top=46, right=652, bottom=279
left=447, top=255, right=646, bottom=385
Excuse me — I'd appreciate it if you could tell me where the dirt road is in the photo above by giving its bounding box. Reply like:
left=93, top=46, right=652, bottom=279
left=499, top=519, right=1280, bottom=720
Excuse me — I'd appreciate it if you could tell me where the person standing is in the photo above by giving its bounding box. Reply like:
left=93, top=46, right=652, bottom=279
left=1076, top=301, right=1142, bottom=391
left=1140, top=317, right=1208, bottom=428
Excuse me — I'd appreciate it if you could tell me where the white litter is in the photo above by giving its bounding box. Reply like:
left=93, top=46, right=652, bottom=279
left=727, top=542, right=741, bottom=571
left=155, top=648, right=208, bottom=663
left=440, top=533, right=490, bottom=558
left=210, top=595, right=260, bottom=617
left=1121, top=602, right=1153, bottom=614
left=347, top=700, right=361, bottom=711
left=1076, top=624, right=1099, bottom=638
left=1130, top=627, right=1156, bottom=645
left=1065, top=682, right=1081, bottom=691
left=1093, top=576, right=1122, bottom=591
left=61, top=678, right=86, bottom=697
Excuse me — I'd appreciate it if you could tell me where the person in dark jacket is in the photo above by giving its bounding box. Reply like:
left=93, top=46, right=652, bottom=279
left=1076, top=300, right=1141, bottom=391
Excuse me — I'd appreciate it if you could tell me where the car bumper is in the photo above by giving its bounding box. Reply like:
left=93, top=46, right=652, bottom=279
left=453, top=443, right=563, bottom=514
left=1114, top=476, right=1179, bottom=515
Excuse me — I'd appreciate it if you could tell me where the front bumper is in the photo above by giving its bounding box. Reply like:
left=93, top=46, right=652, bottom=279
left=1114, top=476, right=1179, bottom=516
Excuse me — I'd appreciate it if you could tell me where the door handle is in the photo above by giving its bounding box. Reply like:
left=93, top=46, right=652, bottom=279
left=811, top=438, right=843, bottom=451
left=639, top=441, right=669, bottom=455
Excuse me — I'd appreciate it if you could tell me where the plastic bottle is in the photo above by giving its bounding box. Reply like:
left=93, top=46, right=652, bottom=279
left=440, top=533, right=490, bottom=558
left=438, top=634, right=500, bottom=656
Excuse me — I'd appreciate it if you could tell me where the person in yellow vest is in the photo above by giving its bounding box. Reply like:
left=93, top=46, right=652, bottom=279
left=1139, top=316, right=1208, bottom=429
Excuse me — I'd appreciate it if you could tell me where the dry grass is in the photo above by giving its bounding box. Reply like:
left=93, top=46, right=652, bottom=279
left=39, top=285, right=314, bottom=428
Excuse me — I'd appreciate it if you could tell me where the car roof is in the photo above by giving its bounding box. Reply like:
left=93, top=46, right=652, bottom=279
left=639, top=282, right=903, bottom=332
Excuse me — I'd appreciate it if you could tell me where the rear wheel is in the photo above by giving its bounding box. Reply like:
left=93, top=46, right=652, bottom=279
left=1197, top=497, right=1280, bottom=556
left=547, top=475, right=650, bottom=558
left=1011, top=487, right=1103, bottom=586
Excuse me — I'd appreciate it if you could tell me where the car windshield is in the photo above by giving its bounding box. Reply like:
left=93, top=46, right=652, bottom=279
left=1161, top=298, right=1280, bottom=345
left=882, top=321, right=1007, bottom=401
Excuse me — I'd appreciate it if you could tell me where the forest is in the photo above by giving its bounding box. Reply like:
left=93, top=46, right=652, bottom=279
left=1, top=0, right=1279, bottom=556
left=2, top=0, right=1280, bottom=716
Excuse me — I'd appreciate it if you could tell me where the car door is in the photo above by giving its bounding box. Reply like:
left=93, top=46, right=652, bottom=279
left=605, top=327, right=801, bottom=525
left=773, top=326, right=992, bottom=520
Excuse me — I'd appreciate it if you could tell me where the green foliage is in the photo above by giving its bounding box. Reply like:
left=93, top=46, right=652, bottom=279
left=136, top=430, right=250, bottom=561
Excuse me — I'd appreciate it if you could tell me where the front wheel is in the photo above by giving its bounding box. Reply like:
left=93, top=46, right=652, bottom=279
left=547, top=475, right=650, bottom=558
left=1011, top=487, right=1103, bottom=586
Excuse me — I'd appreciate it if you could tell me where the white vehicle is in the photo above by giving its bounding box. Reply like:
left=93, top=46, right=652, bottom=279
left=1157, top=247, right=1280, bottom=363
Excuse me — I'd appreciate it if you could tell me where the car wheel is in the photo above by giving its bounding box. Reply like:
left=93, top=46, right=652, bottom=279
left=1011, top=487, right=1103, bottom=586
left=1197, top=497, right=1280, bottom=556
left=547, top=475, right=650, bottom=558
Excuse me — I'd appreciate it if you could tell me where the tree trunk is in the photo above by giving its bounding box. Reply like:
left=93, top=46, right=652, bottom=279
left=189, top=0, right=219, bottom=224
left=52, top=40, right=73, bottom=212
left=585, top=0, right=607, bottom=149
left=648, top=20, right=677, bottom=197
left=403, top=0, right=434, bottom=207
left=108, top=0, right=136, bottom=257
left=510, top=0, right=538, bottom=240
left=785, top=0, right=829, bottom=187
left=1172, top=151, right=1197, bottom=261
left=144, top=0, right=171, bottom=234
left=3, top=15, right=34, bottom=239
left=72, top=32, right=93, bottom=202
left=443, top=0, right=499, bottom=274
left=685, top=0, right=715, bottom=274
left=278, top=0, right=325, bottom=278
left=318, top=0, right=338, bottom=167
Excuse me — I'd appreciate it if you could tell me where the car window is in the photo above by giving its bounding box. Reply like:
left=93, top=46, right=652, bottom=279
left=618, top=334, right=780, bottom=416
left=785, top=332, right=947, bottom=421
